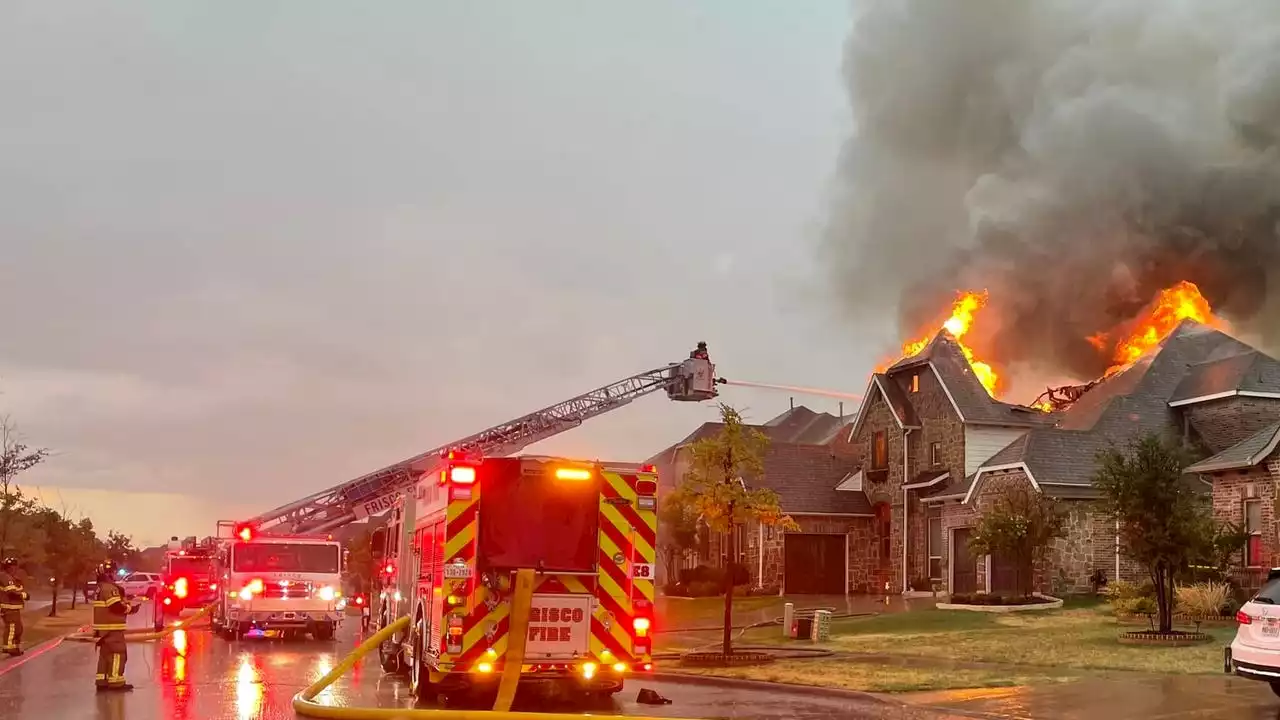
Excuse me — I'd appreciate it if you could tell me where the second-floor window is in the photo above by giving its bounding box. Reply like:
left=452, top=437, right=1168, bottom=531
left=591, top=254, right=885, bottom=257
left=872, top=430, right=888, bottom=469
left=930, top=442, right=941, bottom=467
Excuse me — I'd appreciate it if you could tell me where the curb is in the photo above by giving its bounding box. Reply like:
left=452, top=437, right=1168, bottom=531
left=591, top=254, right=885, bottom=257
left=0, top=634, right=67, bottom=678
left=649, top=670, right=894, bottom=704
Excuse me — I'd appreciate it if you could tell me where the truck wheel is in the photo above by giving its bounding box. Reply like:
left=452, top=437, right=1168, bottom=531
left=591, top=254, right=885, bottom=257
left=410, top=620, right=435, bottom=702
left=379, top=633, right=404, bottom=673
left=312, top=622, right=335, bottom=641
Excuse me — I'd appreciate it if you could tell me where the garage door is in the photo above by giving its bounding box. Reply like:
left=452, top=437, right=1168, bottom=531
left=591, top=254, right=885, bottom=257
left=783, top=533, right=846, bottom=594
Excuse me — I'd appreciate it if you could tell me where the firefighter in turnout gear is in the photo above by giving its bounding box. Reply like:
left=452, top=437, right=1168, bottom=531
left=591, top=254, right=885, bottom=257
left=0, top=557, right=28, bottom=656
left=93, top=564, right=139, bottom=691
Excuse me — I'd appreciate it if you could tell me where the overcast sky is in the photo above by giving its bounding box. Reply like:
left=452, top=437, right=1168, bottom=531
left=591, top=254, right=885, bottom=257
left=0, top=1, right=884, bottom=546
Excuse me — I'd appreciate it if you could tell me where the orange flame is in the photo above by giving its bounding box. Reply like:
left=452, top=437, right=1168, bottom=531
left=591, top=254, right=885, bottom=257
left=898, top=290, right=1000, bottom=397
left=1100, top=280, right=1227, bottom=376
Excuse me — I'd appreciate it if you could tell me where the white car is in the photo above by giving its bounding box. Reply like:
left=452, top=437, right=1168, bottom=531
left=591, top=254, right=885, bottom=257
left=1229, top=574, right=1280, bottom=694
left=117, top=572, right=164, bottom=600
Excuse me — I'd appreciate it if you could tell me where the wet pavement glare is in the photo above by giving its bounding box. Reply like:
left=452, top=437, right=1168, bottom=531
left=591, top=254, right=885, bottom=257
left=0, top=609, right=930, bottom=720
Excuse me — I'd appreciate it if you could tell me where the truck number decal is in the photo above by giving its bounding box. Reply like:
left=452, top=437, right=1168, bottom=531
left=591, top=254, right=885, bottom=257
left=632, top=563, right=654, bottom=579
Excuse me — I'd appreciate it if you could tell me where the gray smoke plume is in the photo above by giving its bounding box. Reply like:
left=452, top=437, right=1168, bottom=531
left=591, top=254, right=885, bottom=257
left=820, top=0, right=1280, bottom=381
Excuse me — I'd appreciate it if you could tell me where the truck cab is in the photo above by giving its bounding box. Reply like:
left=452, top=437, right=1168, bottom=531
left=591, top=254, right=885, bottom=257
left=212, top=531, right=345, bottom=641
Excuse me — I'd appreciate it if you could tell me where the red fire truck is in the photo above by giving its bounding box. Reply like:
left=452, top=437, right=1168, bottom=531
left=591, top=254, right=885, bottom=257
left=158, top=537, right=219, bottom=624
left=371, top=454, right=658, bottom=702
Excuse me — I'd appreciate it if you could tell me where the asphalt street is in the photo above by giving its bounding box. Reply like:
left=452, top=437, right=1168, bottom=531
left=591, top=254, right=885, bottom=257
left=0, top=608, right=949, bottom=720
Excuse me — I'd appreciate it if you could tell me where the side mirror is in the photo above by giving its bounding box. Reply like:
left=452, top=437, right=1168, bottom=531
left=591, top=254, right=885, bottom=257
left=370, top=528, right=386, bottom=559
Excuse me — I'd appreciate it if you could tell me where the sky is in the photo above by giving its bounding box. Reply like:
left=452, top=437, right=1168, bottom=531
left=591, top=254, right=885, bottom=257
left=0, top=1, right=882, bottom=547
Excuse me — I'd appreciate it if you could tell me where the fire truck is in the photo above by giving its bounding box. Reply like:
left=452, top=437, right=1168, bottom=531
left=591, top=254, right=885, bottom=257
left=372, top=455, right=658, bottom=701
left=209, top=523, right=346, bottom=640
left=158, top=536, right=219, bottom=622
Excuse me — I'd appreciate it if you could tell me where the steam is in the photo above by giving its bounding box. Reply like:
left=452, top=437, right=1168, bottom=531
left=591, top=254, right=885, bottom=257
left=820, top=0, right=1280, bottom=380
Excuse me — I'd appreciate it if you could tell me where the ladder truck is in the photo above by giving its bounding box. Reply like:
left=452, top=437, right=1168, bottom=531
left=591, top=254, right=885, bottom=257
left=240, top=343, right=718, bottom=537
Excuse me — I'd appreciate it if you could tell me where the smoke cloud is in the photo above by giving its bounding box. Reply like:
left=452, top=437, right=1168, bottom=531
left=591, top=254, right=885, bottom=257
left=820, top=0, right=1280, bottom=381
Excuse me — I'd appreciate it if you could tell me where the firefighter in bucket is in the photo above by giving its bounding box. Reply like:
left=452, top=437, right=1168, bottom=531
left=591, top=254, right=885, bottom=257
left=92, top=563, right=140, bottom=691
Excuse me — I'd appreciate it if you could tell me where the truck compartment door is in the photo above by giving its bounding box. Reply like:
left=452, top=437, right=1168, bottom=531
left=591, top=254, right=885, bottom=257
left=523, top=594, right=591, bottom=660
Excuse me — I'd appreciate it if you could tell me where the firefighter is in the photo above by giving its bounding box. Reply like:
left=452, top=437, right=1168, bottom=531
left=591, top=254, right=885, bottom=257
left=0, top=557, right=28, bottom=656
left=93, top=564, right=139, bottom=691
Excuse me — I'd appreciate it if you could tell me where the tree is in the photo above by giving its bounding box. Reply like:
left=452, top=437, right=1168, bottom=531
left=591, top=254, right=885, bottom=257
left=967, top=483, right=1068, bottom=597
left=34, top=508, right=74, bottom=616
left=1093, top=433, right=1217, bottom=634
left=675, top=403, right=797, bottom=656
left=657, top=495, right=698, bottom=585
left=104, top=530, right=138, bottom=570
left=0, top=417, right=50, bottom=559
left=63, top=518, right=104, bottom=609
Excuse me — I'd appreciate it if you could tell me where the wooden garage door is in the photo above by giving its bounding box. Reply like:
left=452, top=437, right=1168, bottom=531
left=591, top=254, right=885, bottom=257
left=951, top=528, right=979, bottom=594
left=783, top=533, right=845, bottom=595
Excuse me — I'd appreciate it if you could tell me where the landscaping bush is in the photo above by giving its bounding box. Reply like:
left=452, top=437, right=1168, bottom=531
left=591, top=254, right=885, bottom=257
left=745, top=584, right=780, bottom=596
left=948, top=593, right=1047, bottom=606
left=1175, top=582, right=1231, bottom=617
left=686, top=580, right=723, bottom=597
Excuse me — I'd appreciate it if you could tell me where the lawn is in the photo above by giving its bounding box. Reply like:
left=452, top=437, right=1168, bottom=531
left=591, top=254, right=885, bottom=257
left=673, top=658, right=1077, bottom=693
left=19, top=604, right=92, bottom=647
left=824, top=601, right=1235, bottom=675
left=658, top=595, right=783, bottom=631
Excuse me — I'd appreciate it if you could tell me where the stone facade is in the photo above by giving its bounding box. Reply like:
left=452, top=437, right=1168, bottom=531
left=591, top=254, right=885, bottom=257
left=1185, top=397, right=1280, bottom=453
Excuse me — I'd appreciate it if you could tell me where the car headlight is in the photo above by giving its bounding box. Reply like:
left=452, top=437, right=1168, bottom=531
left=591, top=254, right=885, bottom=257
left=317, top=586, right=336, bottom=602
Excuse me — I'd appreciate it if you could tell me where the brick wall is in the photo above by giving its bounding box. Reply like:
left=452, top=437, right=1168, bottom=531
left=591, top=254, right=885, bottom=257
left=1185, top=397, right=1280, bottom=453
left=1211, top=460, right=1280, bottom=569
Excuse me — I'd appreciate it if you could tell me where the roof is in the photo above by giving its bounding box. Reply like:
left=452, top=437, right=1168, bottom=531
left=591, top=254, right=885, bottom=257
left=1185, top=421, right=1280, bottom=474
left=645, top=406, right=850, bottom=465
left=743, top=443, right=872, bottom=516
left=1168, top=351, right=1280, bottom=406
left=970, top=320, right=1270, bottom=498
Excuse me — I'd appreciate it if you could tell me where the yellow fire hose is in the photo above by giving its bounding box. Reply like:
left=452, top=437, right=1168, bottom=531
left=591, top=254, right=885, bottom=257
left=65, top=601, right=218, bottom=643
left=294, top=568, right=695, bottom=720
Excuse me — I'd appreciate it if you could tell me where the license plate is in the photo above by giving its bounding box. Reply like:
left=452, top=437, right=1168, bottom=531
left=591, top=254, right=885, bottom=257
left=1264, top=620, right=1279, bottom=637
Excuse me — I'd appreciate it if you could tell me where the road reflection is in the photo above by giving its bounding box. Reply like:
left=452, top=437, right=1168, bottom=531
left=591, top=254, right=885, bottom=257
left=235, top=656, right=264, bottom=720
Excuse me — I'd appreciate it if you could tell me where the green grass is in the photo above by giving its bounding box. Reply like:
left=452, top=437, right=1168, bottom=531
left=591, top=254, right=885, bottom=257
left=827, top=605, right=1235, bottom=675
left=658, top=595, right=781, bottom=630
left=672, top=658, right=1078, bottom=693
left=18, top=605, right=93, bottom=647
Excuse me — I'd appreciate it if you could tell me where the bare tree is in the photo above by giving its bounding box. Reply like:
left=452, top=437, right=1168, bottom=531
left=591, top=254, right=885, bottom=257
left=0, top=417, right=50, bottom=558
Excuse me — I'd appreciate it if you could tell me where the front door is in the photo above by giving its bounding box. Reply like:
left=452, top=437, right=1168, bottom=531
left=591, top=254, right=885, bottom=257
left=951, top=528, right=978, bottom=594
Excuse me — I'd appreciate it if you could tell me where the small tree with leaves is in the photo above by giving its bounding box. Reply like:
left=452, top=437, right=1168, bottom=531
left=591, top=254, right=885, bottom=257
left=1093, top=433, right=1215, bottom=634
left=104, top=530, right=138, bottom=570
left=675, top=404, right=797, bottom=656
left=967, top=483, right=1068, bottom=597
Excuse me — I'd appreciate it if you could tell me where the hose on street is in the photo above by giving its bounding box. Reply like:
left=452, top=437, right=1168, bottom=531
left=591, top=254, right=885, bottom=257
left=64, top=601, right=218, bottom=644
left=295, top=569, right=703, bottom=720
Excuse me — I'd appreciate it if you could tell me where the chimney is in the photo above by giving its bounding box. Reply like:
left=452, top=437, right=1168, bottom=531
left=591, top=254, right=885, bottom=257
left=839, top=401, right=844, bottom=419
left=790, top=396, right=795, bottom=410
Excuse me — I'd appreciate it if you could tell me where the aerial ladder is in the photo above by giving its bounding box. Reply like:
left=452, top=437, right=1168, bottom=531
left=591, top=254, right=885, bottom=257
left=244, top=343, right=719, bottom=535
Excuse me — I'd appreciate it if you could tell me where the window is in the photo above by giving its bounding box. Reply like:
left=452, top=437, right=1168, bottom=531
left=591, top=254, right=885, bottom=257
left=1246, top=499, right=1264, bottom=567
left=872, top=430, right=888, bottom=469
left=911, top=374, right=920, bottom=393
left=930, top=442, right=941, bottom=467
left=232, top=543, right=341, bottom=574
left=927, top=516, right=943, bottom=581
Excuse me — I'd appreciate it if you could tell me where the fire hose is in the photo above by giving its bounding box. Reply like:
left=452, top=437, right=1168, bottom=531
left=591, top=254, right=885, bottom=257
left=294, top=568, right=701, bottom=720
left=65, top=601, right=218, bottom=644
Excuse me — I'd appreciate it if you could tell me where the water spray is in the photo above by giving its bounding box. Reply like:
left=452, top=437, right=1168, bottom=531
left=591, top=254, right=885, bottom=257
left=715, top=377, right=863, bottom=402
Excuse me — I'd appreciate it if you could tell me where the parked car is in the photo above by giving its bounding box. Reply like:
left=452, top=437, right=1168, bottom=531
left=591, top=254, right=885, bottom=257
left=117, top=571, right=165, bottom=599
left=1228, top=570, right=1280, bottom=695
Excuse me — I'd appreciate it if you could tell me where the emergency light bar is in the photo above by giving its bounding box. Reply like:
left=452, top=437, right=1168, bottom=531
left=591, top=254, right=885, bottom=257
left=554, top=467, right=592, bottom=481
left=449, top=466, right=476, bottom=485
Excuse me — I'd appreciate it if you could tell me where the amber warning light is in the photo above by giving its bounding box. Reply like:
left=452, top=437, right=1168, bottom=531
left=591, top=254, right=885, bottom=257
left=554, top=467, right=592, bottom=481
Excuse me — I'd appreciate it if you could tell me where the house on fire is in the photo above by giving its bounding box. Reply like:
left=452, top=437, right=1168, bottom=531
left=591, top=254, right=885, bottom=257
left=657, top=319, right=1280, bottom=596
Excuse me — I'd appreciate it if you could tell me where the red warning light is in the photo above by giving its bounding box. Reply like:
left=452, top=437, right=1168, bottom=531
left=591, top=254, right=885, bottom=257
left=237, top=526, right=253, bottom=542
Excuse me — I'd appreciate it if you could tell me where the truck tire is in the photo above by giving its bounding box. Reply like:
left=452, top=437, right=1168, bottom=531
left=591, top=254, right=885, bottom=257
left=410, top=618, right=435, bottom=702
left=379, top=631, right=404, bottom=673
left=312, top=622, right=335, bottom=641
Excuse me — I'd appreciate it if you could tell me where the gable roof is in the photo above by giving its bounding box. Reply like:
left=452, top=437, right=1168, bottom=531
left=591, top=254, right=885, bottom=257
left=968, top=320, right=1269, bottom=500
left=1168, top=351, right=1280, bottom=406
left=1185, top=421, right=1280, bottom=474
left=645, top=406, right=850, bottom=465
left=743, top=443, right=872, bottom=516
left=846, top=373, right=920, bottom=440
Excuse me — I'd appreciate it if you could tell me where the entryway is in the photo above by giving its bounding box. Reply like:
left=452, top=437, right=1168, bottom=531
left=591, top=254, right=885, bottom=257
left=783, top=533, right=846, bottom=594
left=951, top=527, right=979, bottom=594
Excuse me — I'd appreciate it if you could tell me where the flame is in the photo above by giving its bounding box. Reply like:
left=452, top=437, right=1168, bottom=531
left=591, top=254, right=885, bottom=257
left=898, top=290, right=1000, bottom=397
left=1101, top=280, right=1226, bottom=376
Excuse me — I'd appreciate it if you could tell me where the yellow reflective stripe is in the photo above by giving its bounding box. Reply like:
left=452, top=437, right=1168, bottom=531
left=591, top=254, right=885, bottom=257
left=104, top=596, right=124, bottom=607
left=0, top=585, right=19, bottom=592
left=93, top=624, right=128, bottom=631
left=0, top=604, right=22, bottom=610
left=92, top=602, right=108, bottom=607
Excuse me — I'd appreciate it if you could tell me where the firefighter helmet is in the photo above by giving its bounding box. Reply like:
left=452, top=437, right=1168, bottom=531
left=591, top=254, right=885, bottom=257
left=0, top=557, right=16, bottom=569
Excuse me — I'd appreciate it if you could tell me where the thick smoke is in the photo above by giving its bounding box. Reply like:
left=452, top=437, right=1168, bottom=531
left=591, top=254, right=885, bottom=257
left=820, top=0, right=1280, bottom=381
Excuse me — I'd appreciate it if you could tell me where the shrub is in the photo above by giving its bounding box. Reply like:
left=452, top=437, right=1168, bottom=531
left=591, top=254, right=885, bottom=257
left=948, top=593, right=1046, bottom=606
left=1113, top=596, right=1158, bottom=616
left=686, top=581, right=722, bottom=597
left=1175, top=582, right=1231, bottom=617
left=746, top=584, right=780, bottom=596
left=1103, top=579, right=1154, bottom=602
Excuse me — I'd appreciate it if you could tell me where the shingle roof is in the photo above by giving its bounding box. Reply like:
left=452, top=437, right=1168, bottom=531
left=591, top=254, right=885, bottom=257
left=1185, top=421, right=1280, bottom=474
left=743, top=443, right=871, bottom=516
left=645, top=406, right=850, bottom=465
left=886, top=331, right=1054, bottom=427
left=1169, top=351, right=1280, bottom=405
left=975, top=320, right=1265, bottom=489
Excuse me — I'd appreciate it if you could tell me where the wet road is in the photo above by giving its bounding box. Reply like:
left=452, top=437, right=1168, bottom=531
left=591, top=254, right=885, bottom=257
left=0, top=609, right=942, bottom=720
